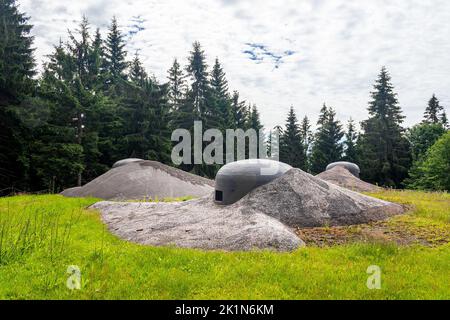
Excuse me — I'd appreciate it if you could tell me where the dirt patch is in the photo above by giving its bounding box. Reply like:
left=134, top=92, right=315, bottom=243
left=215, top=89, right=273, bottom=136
left=295, top=211, right=450, bottom=247
left=316, top=166, right=381, bottom=192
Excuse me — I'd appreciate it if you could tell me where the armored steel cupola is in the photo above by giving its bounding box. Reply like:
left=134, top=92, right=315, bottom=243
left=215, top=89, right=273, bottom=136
left=326, top=161, right=360, bottom=177
left=214, top=159, right=292, bottom=205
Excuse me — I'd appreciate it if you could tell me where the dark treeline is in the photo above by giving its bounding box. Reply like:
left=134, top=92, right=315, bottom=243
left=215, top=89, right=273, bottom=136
left=1, top=1, right=449, bottom=195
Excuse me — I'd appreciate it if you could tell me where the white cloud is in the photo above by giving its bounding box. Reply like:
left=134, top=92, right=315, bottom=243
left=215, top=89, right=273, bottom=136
left=19, top=0, right=450, bottom=130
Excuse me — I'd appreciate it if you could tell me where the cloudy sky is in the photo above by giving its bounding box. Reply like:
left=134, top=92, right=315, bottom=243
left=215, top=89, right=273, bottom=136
left=20, top=0, right=450, bottom=130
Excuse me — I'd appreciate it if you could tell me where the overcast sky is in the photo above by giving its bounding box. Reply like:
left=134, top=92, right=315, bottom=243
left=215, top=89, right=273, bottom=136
left=20, top=0, right=450, bottom=130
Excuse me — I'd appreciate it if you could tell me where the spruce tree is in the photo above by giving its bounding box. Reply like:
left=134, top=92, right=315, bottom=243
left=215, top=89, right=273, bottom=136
left=67, top=16, right=91, bottom=86
left=267, top=125, right=283, bottom=160
left=129, top=52, right=147, bottom=86
left=186, top=41, right=209, bottom=119
left=248, top=104, right=263, bottom=131
left=0, top=0, right=36, bottom=193
left=299, top=115, right=313, bottom=170
left=117, top=75, right=171, bottom=163
left=143, top=79, right=172, bottom=163
left=310, top=105, right=344, bottom=173
left=0, top=0, right=35, bottom=101
left=39, top=20, right=123, bottom=186
left=167, top=58, right=186, bottom=112
left=210, top=58, right=229, bottom=98
left=248, top=104, right=265, bottom=158
left=104, top=17, right=127, bottom=84
left=423, top=94, right=444, bottom=124
left=210, top=58, right=231, bottom=130
left=317, top=103, right=329, bottom=126
left=343, top=118, right=358, bottom=163
left=88, top=28, right=104, bottom=86
left=440, top=110, right=448, bottom=129
left=358, top=67, right=411, bottom=187
left=280, top=107, right=306, bottom=169
left=174, top=42, right=212, bottom=176
left=230, top=91, right=247, bottom=129
left=183, top=42, right=216, bottom=176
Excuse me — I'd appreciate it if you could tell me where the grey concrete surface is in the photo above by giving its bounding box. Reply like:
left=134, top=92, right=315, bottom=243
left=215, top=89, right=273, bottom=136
left=61, top=160, right=214, bottom=200
left=91, top=195, right=304, bottom=252
left=317, top=166, right=381, bottom=193
left=90, top=168, right=403, bottom=251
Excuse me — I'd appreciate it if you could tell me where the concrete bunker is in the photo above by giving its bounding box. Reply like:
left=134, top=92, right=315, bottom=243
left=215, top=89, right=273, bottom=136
left=214, top=159, right=292, bottom=205
left=326, top=161, right=360, bottom=178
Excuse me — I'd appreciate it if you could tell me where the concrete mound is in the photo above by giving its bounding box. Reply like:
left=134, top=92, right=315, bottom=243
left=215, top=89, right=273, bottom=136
left=316, top=166, right=381, bottom=192
left=91, top=168, right=402, bottom=252
left=241, top=168, right=402, bottom=227
left=61, top=160, right=214, bottom=200
left=91, top=196, right=303, bottom=252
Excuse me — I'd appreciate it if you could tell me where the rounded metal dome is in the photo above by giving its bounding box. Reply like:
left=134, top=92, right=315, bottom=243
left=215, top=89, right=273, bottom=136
left=214, top=159, right=292, bottom=205
left=326, top=161, right=360, bottom=177
left=112, top=158, right=144, bottom=168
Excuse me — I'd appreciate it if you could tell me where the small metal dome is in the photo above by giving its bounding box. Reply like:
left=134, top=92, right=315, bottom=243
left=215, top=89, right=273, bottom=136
left=326, top=161, right=360, bottom=177
left=112, top=158, right=144, bottom=168
left=214, top=159, right=292, bottom=205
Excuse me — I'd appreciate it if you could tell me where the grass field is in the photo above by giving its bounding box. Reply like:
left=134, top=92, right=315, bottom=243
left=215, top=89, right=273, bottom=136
left=0, top=191, right=449, bottom=299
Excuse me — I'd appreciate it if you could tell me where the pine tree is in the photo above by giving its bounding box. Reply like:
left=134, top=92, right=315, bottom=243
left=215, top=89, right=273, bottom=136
left=423, top=94, right=444, bottom=124
left=310, top=105, right=344, bottom=173
left=104, top=17, right=127, bottom=84
left=280, top=107, right=306, bottom=169
left=343, top=118, right=358, bottom=163
left=358, top=67, right=411, bottom=187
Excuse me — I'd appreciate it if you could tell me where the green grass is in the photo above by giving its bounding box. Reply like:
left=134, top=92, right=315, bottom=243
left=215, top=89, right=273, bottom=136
left=0, top=191, right=449, bottom=299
